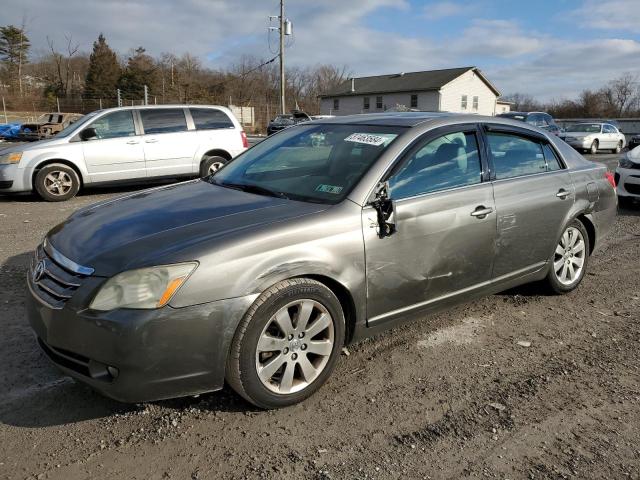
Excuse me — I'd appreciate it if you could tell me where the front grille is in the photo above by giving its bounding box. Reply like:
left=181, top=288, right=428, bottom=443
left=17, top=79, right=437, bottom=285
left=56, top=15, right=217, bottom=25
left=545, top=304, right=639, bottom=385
left=624, top=183, right=640, bottom=195
left=29, top=244, right=88, bottom=309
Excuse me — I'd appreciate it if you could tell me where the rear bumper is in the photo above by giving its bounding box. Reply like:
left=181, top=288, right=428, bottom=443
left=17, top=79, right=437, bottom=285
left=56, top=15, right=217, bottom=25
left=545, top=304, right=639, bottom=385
left=616, top=167, right=640, bottom=198
left=27, top=276, right=255, bottom=403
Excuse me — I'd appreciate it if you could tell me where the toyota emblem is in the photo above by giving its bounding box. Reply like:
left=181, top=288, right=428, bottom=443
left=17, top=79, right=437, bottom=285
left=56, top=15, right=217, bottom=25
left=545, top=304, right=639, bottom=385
left=32, top=260, right=46, bottom=283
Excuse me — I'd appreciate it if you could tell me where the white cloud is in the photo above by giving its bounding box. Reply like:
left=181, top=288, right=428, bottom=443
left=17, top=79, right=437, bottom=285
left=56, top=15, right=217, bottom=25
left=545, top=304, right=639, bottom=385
left=424, top=1, right=466, bottom=20
left=572, top=0, right=640, bottom=31
left=451, top=19, right=545, bottom=58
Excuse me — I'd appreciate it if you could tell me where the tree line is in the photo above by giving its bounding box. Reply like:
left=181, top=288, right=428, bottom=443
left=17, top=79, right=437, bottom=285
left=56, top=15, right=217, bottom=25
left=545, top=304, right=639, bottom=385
left=0, top=25, right=349, bottom=122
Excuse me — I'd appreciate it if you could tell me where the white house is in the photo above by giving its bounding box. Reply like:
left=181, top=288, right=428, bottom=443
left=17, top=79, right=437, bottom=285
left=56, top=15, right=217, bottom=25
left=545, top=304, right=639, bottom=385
left=319, top=66, right=502, bottom=116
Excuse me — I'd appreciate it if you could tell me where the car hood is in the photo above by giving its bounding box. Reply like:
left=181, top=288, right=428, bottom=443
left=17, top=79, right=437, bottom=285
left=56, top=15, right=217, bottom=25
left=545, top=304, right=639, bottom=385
left=47, top=180, right=329, bottom=276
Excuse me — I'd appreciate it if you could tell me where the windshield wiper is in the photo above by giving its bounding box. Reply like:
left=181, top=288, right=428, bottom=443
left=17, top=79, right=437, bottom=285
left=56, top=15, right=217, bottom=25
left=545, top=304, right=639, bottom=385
left=213, top=180, right=290, bottom=199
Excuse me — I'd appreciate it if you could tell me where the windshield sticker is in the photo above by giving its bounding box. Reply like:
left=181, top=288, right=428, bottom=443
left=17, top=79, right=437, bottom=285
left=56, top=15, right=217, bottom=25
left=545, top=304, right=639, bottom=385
left=344, top=133, right=396, bottom=147
left=316, top=184, right=343, bottom=194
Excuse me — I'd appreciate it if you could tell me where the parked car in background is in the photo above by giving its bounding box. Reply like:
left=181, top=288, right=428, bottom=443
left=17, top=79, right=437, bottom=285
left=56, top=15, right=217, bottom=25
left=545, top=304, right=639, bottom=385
left=18, top=113, right=83, bottom=141
left=267, top=110, right=311, bottom=135
left=26, top=112, right=616, bottom=408
left=563, top=122, right=626, bottom=154
left=0, top=105, right=248, bottom=201
left=603, top=119, right=622, bottom=132
left=616, top=145, right=640, bottom=205
left=628, top=134, right=640, bottom=150
left=497, top=111, right=562, bottom=135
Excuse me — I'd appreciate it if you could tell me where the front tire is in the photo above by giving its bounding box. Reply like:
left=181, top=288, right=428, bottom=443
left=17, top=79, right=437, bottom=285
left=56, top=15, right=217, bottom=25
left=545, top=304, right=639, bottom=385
left=34, top=163, right=80, bottom=202
left=613, top=141, right=623, bottom=154
left=544, top=220, right=590, bottom=294
left=590, top=140, right=599, bottom=155
left=226, top=278, right=345, bottom=409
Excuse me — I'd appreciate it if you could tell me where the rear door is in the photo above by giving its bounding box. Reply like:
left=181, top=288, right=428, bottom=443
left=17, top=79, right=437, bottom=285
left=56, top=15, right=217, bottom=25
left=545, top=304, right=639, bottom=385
left=484, top=125, right=574, bottom=279
left=139, top=108, right=199, bottom=177
left=602, top=124, right=616, bottom=148
left=81, top=109, right=146, bottom=182
left=190, top=108, right=240, bottom=173
left=363, top=125, right=497, bottom=325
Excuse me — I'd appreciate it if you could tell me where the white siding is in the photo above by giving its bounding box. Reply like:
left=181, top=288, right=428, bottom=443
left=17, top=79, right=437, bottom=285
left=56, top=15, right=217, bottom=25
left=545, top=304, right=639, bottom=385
left=439, top=69, right=497, bottom=116
left=320, top=91, right=439, bottom=116
left=496, top=102, right=511, bottom=114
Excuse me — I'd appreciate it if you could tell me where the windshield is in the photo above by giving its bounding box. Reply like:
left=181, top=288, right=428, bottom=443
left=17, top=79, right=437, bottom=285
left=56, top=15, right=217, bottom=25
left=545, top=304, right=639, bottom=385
left=54, top=111, right=100, bottom=138
left=272, top=115, right=294, bottom=125
left=567, top=124, right=601, bottom=133
left=211, top=124, right=405, bottom=204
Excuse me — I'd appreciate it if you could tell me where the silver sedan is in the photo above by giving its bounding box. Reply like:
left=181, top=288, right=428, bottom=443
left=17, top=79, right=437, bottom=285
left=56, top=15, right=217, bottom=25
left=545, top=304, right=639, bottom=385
left=563, top=122, right=626, bottom=154
left=27, top=113, right=617, bottom=408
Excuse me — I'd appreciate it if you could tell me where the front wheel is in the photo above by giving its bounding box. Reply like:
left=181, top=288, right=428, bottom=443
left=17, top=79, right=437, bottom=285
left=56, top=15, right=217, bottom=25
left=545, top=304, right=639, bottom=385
left=613, top=141, right=623, bottom=154
left=226, top=278, right=345, bottom=409
left=544, top=220, right=590, bottom=294
left=590, top=140, right=599, bottom=155
left=34, top=163, right=81, bottom=202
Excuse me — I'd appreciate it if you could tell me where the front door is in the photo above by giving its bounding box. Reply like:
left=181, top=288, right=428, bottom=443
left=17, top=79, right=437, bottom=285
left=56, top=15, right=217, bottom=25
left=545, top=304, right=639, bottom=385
left=139, top=108, right=199, bottom=178
left=485, top=128, right=575, bottom=278
left=82, top=110, right=146, bottom=182
left=363, top=126, right=497, bottom=326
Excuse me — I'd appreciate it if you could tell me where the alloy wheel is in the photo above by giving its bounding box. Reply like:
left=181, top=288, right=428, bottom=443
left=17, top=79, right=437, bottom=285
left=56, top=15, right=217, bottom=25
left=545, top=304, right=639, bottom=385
left=553, top=226, right=586, bottom=286
left=255, top=299, right=334, bottom=394
left=44, top=171, right=73, bottom=196
left=208, top=161, right=225, bottom=174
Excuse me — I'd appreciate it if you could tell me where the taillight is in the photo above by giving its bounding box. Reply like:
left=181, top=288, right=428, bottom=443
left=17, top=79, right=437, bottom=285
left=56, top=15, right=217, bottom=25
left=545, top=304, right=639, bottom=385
left=605, top=171, right=616, bottom=188
left=240, top=131, right=248, bottom=149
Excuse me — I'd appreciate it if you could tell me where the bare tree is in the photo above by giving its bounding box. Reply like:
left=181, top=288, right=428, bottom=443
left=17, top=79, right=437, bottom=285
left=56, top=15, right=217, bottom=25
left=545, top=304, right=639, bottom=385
left=46, top=34, right=80, bottom=97
left=602, top=73, right=639, bottom=117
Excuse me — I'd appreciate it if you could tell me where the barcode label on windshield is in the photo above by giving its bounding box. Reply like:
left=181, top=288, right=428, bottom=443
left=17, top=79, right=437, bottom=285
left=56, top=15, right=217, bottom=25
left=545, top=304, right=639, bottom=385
left=344, top=133, right=388, bottom=146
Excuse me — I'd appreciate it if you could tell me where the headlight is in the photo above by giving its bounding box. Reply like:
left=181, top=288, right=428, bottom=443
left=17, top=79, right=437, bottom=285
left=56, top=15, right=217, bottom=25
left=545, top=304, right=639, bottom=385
left=619, top=157, right=635, bottom=169
left=89, top=263, right=197, bottom=311
left=0, top=152, right=22, bottom=164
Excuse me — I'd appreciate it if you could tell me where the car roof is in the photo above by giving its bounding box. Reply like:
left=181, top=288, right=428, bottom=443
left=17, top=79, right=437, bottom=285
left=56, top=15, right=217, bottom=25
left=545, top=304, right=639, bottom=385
left=313, top=111, right=527, bottom=128
left=94, top=104, right=229, bottom=114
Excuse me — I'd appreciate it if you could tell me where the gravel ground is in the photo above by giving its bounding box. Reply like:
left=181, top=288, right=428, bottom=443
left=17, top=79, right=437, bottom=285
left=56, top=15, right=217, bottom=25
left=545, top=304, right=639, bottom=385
left=0, top=153, right=639, bottom=480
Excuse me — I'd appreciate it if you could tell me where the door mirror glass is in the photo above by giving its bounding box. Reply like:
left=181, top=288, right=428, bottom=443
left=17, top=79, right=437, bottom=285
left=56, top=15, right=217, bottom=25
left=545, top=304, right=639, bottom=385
left=80, top=127, right=97, bottom=141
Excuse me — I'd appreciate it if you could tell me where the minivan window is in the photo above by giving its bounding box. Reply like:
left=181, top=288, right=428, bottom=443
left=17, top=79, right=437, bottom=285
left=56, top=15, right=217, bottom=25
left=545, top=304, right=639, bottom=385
left=140, top=109, right=188, bottom=134
left=190, top=108, right=234, bottom=130
left=212, top=124, right=404, bottom=204
left=89, top=110, right=136, bottom=139
left=389, top=131, right=482, bottom=199
left=487, top=132, right=547, bottom=179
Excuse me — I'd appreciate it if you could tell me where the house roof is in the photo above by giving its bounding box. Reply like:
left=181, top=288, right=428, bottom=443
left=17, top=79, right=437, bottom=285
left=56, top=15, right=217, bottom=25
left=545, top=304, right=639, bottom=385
left=319, top=66, right=500, bottom=98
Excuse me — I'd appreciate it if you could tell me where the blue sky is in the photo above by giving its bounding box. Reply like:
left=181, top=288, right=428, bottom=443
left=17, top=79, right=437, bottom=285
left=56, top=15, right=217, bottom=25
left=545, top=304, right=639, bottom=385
left=4, top=0, right=640, bottom=100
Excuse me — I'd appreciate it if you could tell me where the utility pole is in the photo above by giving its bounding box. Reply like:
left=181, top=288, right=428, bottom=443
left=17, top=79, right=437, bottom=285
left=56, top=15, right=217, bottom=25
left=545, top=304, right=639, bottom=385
left=279, top=0, right=285, bottom=115
left=144, top=85, right=149, bottom=105
left=117, top=88, right=122, bottom=107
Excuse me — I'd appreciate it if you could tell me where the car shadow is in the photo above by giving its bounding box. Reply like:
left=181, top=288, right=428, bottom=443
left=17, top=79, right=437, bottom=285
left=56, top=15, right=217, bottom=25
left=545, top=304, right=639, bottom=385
left=0, top=250, right=251, bottom=429
left=618, top=203, right=640, bottom=217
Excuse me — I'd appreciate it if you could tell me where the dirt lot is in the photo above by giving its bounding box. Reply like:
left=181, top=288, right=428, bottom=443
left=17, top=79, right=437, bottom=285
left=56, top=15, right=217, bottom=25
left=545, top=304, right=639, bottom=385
left=0, top=153, right=639, bottom=480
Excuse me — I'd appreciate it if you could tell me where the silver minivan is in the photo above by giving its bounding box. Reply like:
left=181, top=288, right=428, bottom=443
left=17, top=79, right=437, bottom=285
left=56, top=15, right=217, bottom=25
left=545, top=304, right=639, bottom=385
left=0, top=105, right=248, bottom=201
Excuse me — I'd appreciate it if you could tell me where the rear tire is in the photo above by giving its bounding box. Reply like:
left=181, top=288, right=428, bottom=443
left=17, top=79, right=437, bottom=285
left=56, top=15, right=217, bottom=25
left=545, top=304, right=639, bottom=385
left=226, top=278, right=345, bottom=409
left=34, top=163, right=80, bottom=202
left=199, top=155, right=228, bottom=177
left=543, top=220, right=590, bottom=294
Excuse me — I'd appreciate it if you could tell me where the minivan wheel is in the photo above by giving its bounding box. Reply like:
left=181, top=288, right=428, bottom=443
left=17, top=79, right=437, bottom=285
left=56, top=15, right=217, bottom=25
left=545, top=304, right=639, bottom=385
left=34, top=163, right=80, bottom=202
left=613, top=141, right=623, bottom=154
left=200, top=155, right=228, bottom=177
left=590, top=140, right=599, bottom=155
left=544, top=220, right=590, bottom=294
left=226, top=278, right=345, bottom=409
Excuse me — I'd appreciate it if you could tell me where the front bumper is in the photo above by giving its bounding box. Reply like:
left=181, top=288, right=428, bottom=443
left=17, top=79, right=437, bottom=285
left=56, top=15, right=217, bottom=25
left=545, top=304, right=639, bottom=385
left=564, top=138, right=593, bottom=150
left=0, top=163, right=33, bottom=192
left=615, top=166, right=640, bottom=198
left=26, top=273, right=255, bottom=403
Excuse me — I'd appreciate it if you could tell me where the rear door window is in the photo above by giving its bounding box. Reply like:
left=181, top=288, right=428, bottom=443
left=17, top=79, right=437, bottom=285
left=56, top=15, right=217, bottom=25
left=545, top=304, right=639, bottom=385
left=487, top=132, right=547, bottom=179
left=140, top=109, right=188, bottom=134
left=190, top=108, right=234, bottom=130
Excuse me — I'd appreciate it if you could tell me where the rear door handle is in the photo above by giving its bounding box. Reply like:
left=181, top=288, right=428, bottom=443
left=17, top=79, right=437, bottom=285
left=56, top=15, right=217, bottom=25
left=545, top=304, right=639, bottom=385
left=556, top=189, right=571, bottom=199
left=145, top=138, right=158, bottom=143
left=470, top=206, right=493, bottom=218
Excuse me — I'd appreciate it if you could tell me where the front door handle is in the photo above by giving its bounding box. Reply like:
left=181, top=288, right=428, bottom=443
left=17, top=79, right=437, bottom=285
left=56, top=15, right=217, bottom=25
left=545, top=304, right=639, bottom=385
left=470, top=206, right=493, bottom=218
left=126, top=140, right=139, bottom=145
left=145, top=138, right=158, bottom=143
left=556, top=189, right=571, bottom=199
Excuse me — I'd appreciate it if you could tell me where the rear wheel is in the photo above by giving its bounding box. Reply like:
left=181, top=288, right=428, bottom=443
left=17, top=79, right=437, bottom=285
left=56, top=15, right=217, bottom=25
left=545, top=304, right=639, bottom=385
left=544, top=220, right=590, bottom=294
left=613, top=141, right=623, bottom=154
left=226, top=278, right=345, bottom=409
left=34, top=163, right=80, bottom=202
left=199, top=155, right=228, bottom=177
left=590, top=140, right=599, bottom=155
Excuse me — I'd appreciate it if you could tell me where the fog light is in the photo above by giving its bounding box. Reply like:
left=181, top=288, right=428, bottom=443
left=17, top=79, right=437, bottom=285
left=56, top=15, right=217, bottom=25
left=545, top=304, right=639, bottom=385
left=107, top=366, right=119, bottom=378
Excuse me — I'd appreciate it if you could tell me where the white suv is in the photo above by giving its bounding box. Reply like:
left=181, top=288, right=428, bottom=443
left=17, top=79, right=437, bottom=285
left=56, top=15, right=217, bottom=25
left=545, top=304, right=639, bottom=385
left=0, top=105, right=248, bottom=201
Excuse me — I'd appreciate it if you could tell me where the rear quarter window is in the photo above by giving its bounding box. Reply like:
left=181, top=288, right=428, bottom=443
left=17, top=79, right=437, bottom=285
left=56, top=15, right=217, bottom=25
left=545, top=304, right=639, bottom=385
left=191, top=108, right=234, bottom=130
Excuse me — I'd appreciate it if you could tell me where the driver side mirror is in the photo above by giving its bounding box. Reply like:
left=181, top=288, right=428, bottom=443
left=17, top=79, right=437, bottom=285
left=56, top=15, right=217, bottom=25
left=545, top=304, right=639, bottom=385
left=371, top=181, right=396, bottom=238
left=80, top=127, right=97, bottom=141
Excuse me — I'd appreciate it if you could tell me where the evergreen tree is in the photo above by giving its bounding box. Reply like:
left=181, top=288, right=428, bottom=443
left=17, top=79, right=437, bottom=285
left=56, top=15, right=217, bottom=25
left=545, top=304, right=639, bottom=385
left=84, top=34, right=120, bottom=99
left=117, top=47, right=157, bottom=100
left=0, top=25, right=30, bottom=94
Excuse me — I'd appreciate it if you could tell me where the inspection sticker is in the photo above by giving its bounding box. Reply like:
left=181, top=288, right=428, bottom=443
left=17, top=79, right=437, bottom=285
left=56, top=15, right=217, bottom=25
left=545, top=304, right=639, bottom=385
left=316, top=184, right=344, bottom=194
left=344, top=133, right=389, bottom=146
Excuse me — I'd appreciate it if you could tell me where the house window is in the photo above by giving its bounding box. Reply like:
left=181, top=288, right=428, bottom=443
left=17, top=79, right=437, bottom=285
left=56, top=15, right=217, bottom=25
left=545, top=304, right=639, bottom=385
left=363, top=97, right=370, bottom=110
left=376, top=96, right=383, bottom=109
left=410, top=94, right=418, bottom=108
left=333, top=99, right=339, bottom=111
left=472, top=96, right=479, bottom=110
left=461, top=95, right=468, bottom=110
